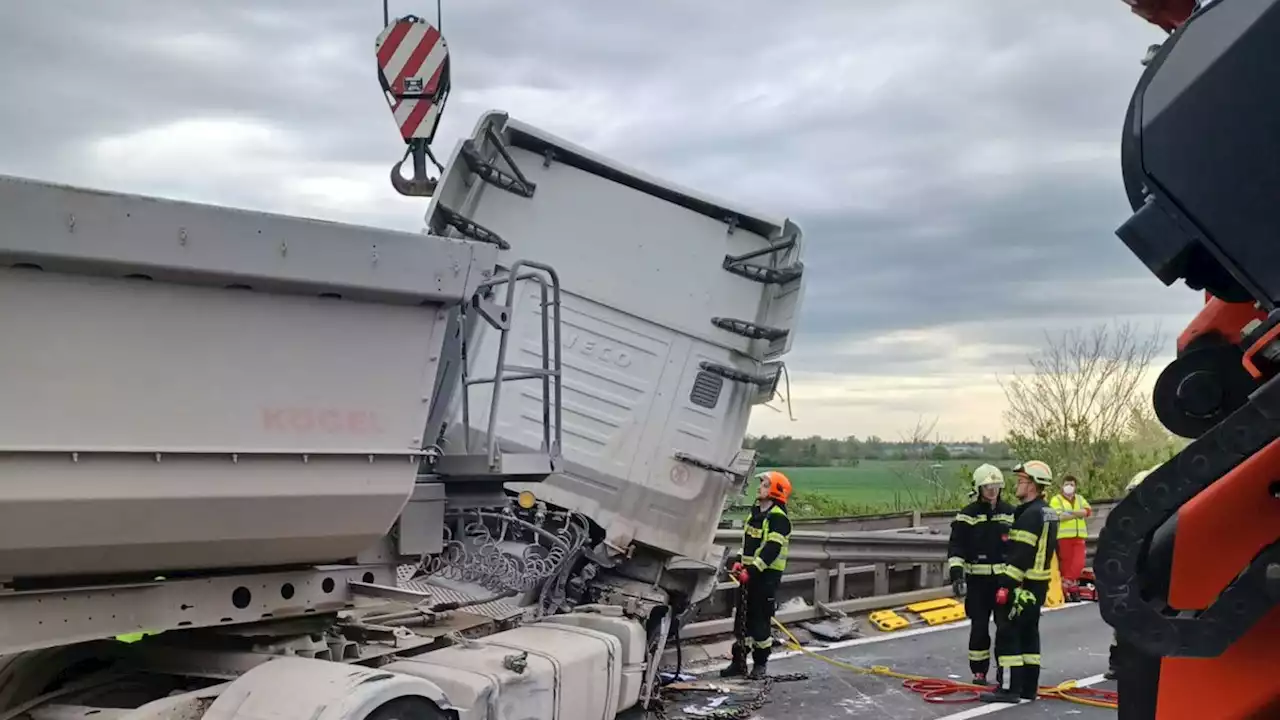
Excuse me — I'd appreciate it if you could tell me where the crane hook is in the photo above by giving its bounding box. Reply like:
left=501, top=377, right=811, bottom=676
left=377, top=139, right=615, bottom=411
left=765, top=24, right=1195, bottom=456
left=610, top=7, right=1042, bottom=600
left=376, top=11, right=451, bottom=197
left=391, top=139, right=442, bottom=197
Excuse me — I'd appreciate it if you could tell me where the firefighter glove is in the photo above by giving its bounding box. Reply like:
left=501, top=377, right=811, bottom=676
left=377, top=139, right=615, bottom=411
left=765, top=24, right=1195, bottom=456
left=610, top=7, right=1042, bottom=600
left=949, top=566, right=964, bottom=583
left=1009, top=588, right=1036, bottom=620
left=952, top=576, right=967, bottom=600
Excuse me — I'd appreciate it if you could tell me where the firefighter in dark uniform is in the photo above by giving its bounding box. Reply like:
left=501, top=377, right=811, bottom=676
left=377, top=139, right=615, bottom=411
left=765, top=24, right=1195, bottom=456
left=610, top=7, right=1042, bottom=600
left=721, top=470, right=792, bottom=680
left=946, top=463, right=1016, bottom=687
left=981, top=459, right=1059, bottom=704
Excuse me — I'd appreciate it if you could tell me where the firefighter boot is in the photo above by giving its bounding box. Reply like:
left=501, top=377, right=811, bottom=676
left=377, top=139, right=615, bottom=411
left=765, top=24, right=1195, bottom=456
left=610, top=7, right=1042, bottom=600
left=720, top=642, right=748, bottom=678
left=749, top=646, right=770, bottom=680
left=1020, top=665, right=1040, bottom=701
left=1105, top=644, right=1118, bottom=680
left=971, top=660, right=1000, bottom=687
left=969, top=655, right=990, bottom=685
left=979, top=667, right=1023, bottom=704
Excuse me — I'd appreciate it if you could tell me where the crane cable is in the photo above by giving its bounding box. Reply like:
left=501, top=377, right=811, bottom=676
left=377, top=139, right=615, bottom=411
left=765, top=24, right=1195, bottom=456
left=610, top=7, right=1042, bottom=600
left=769, top=617, right=1119, bottom=710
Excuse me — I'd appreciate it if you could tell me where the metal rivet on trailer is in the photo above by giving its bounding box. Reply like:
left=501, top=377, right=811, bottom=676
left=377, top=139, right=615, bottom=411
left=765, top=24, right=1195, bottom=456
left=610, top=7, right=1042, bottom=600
left=280, top=241, right=288, bottom=257
left=154, top=452, right=162, bottom=463
left=231, top=453, right=239, bottom=464
left=301, top=454, right=309, bottom=464
left=179, top=227, right=188, bottom=245
left=66, top=214, right=75, bottom=232
left=70, top=452, right=79, bottom=463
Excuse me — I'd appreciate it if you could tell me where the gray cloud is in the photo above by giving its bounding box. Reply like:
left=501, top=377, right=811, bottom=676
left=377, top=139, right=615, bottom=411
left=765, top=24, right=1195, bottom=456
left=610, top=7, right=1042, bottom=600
left=0, top=1, right=1203, bottom=434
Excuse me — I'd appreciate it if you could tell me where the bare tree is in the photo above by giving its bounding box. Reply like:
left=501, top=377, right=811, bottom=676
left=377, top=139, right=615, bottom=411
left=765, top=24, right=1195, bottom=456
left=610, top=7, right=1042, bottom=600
left=998, top=322, right=1165, bottom=495
left=888, top=416, right=967, bottom=511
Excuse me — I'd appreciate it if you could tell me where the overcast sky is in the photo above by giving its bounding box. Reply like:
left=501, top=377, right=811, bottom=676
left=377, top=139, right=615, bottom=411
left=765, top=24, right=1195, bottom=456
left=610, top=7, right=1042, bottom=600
left=0, top=1, right=1203, bottom=440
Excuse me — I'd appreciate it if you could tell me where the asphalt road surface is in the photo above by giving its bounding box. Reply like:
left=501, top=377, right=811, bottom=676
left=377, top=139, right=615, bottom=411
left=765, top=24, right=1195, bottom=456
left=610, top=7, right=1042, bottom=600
left=646, top=602, right=1116, bottom=720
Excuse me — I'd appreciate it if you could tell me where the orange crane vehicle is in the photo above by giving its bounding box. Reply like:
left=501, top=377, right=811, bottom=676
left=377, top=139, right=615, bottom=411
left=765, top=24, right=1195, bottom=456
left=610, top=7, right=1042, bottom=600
left=1099, top=0, right=1280, bottom=718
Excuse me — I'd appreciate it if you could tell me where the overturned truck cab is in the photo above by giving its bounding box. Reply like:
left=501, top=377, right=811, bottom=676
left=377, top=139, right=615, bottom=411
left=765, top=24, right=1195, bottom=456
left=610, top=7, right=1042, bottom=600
left=413, top=111, right=807, bottom=633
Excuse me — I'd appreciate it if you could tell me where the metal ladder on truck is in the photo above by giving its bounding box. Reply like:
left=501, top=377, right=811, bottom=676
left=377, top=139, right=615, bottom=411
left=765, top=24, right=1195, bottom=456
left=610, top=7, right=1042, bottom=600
left=417, top=116, right=565, bottom=496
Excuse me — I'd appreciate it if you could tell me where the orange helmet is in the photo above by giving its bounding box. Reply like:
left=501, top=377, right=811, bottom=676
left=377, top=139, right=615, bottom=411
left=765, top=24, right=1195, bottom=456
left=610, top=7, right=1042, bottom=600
left=756, top=470, right=792, bottom=504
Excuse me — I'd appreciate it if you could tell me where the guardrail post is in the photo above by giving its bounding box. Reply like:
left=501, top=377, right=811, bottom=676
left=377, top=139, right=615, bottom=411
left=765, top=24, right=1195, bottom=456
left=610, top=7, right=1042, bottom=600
left=834, top=562, right=847, bottom=601
left=919, top=563, right=941, bottom=589
left=813, top=567, right=831, bottom=605
left=874, top=562, right=889, bottom=596
left=910, top=510, right=931, bottom=589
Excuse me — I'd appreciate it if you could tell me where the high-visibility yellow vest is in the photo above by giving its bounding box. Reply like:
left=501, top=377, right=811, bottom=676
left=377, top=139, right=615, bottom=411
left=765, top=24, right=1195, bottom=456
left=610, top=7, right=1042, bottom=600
left=1050, top=494, right=1091, bottom=539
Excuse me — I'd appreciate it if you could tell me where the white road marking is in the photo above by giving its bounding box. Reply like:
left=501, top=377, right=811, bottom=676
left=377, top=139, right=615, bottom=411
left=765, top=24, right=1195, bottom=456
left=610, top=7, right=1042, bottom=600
left=931, top=673, right=1109, bottom=720
left=769, top=601, right=1090, bottom=661
left=684, top=602, right=1109, bottom=716
left=691, top=601, right=1092, bottom=673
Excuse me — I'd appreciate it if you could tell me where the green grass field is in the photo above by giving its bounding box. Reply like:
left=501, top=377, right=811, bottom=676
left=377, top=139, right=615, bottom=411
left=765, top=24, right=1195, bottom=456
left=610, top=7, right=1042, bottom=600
left=739, top=460, right=980, bottom=517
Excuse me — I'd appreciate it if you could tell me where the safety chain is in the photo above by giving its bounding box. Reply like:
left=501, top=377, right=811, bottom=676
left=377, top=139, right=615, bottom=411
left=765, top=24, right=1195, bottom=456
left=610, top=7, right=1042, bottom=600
left=645, top=672, right=809, bottom=720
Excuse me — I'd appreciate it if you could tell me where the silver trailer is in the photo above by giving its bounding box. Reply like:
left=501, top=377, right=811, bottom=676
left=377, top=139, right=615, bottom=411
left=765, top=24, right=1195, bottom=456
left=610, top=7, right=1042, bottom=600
left=0, top=108, right=805, bottom=720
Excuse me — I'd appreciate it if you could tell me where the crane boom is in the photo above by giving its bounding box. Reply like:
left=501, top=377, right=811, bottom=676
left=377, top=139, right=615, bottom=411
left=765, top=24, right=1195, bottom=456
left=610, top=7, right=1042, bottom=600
left=1100, top=1, right=1280, bottom=718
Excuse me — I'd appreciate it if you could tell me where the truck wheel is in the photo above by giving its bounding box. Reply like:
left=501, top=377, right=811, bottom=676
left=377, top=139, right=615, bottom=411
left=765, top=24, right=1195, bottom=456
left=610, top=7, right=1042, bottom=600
left=366, top=696, right=449, bottom=720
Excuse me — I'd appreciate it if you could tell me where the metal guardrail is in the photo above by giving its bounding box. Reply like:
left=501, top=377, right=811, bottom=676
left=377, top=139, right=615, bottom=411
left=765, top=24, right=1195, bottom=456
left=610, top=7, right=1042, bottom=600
left=720, top=499, right=1119, bottom=534
left=683, top=586, right=954, bottom=639
left=713, top=525, right=1102, bottom=567
left=695, top=503, right=1112, bottom=628
left=714, top=529, right=979, bottom=565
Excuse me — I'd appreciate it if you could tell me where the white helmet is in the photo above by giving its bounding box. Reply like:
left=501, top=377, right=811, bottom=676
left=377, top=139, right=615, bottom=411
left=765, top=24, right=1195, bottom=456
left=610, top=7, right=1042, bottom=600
left=1012, top=460, right=1053, bottom=486
left=972, top=463, right=1004, bottom=492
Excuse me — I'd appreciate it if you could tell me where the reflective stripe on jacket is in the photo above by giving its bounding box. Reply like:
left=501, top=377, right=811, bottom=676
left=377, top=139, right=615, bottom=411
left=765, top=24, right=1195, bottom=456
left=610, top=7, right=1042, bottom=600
left=1049, top=494, right=1091, bottom=539
left=742, top=503, right=791, bottom=572
left=946, top=498, right=1016, bottom=575
left=999, top=497, right=1059, bottom=587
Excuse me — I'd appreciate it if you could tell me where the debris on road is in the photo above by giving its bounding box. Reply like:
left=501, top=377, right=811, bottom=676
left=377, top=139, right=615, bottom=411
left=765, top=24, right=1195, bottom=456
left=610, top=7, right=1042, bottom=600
left=800, top=601, right=861, bottom=641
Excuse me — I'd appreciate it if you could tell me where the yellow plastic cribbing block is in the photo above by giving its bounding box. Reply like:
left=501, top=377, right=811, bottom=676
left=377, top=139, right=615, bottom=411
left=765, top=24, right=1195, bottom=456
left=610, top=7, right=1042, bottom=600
left=1045, top=554, right=1065, bottom=608
left=918, top=606, right=967, bottom=626
left=905, top=598, right=961, bottom=613
left=868, top=610, right=910, bottom=631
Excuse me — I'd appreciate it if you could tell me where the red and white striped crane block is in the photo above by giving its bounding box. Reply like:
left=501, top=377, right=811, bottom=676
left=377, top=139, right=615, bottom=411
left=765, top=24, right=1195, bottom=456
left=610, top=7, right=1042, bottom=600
left=376, top=17, right=450, bottom=144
